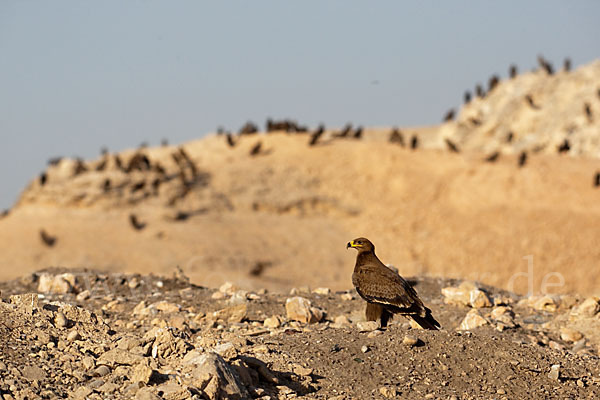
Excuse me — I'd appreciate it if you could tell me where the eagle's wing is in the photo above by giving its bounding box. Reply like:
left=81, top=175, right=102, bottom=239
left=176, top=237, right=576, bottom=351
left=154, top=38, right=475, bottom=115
left=353, top=262, right=424, bottom=313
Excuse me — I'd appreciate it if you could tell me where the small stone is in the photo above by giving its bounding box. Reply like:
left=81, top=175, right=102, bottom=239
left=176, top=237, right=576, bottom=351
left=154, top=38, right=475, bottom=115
left=402, top=335, right=420, bottom=347
left=356, top=321, right=379, bottom=332
left=211, top=291, right=225, bottom=300
left=128, top=277, right=140, bottom=289
left=458, top=309, right=488, bottom=330
left=442, top=282, right=492, bottom=308
left=333, top=315, right=351, bottom=327
left=135, top=387, right=161, bottom=400
left=76, top=290, right=91, bottom=301
left=263, top=316, right=282, bottom=329
left=293, top=364, right=313, bottom=376
left=340, top=292, right=354, bottom=301
left=132, top=359, right=154, bottom=384
left=530, top=295, right=558, bottom=312
left=560, top=327, right=583, bottom=342
left=577, top=379, right=585, bottom=387
left=312, top=287, right=330, bottom=295
left=55, top=312, right=68, bottom=328
left=219, top=281, right=237, bottom=295
left=94, top=365, right=111, bottom=377
left=367, top=330, right=384, bottom=338
left=576, top=297, right=600, bottom=317
left=379, top=386, right=397, bottom=398
left=548, top=364, right=560, bottom=380
left=67, top=330, right=81, bottom=342
left=37, top=273, right=77, bottom=294
left=213, top=303, right=248, bottom=323
left=361, top=345, right=369, bottom=353
left=213, top=342, right=237, bottom=359
left=497, top=388, right=506, bottom=394
left=285, top=297, right=323, bottom=324
left=154, top=301, right=181, bottom=313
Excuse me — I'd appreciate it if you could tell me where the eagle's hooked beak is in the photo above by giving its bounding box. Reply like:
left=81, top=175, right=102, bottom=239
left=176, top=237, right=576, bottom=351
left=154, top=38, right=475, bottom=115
left=347, top=241, right=354, bottom=249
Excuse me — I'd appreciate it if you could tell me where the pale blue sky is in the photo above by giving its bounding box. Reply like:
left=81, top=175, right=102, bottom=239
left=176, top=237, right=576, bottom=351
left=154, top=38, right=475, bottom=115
left=1, top=1, right=599, bottom=209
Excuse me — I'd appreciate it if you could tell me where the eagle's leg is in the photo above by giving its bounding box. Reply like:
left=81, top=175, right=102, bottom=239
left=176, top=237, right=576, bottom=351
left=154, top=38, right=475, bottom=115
left=365, top=303, right=393, bottom=328
left=365, top=303, right=382, bottom=322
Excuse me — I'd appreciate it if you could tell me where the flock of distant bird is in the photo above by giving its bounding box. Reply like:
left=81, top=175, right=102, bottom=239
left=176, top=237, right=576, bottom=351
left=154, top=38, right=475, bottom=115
left=3, top=56, right=600, bottom=250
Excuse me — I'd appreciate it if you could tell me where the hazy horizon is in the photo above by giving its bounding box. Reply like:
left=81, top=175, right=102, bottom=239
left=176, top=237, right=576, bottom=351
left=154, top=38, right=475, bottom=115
left=1, top=1, right=599, bottom=209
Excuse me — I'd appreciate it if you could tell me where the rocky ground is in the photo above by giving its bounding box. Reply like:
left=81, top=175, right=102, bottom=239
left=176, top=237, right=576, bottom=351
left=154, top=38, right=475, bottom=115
left=1, top=269, right=600, bottom=399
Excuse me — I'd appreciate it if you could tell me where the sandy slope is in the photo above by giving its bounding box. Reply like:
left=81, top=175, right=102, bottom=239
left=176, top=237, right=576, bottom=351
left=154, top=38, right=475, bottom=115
left=1, top=129, right=599, bottom=295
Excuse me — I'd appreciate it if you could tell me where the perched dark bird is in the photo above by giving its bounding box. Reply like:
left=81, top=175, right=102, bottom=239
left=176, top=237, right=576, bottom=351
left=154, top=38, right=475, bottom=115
left=509, top=64, right=518, bottom=79
left=334, top=123, right=352, bottom=138
left=444, top=138, right=460, bottom=153
left=114, top=155, right=124, bottom=171
left=161, top=138, right=169, bottom=146
left=47, top=157, right=62, bottom=166
left=525, top=94, right=539, bottom=109
left=139, top=142, right=148, bottom=149
left=537, top=55, right=554, bottom=75
left=488, top=75, right=500, bottom=92
left=216, top=126, right=225, bottom=135
left=100, top=147, right=109, bottom=156
left=468, top=117, right=482, bottom=126
left=226, top=133, right=236, bottom=147
left=563, top=58, right=571, bottom=72
left=518, top=151, right=528, bottom=167
left=73, top=158, right=88, bottom=176
left=249, top=261, right=272, bottom=277
left=557, top=139, right=570, bottom=153
left=348, top=238, right=440, bottom=330
left=463, top=91, right=472, bottom=104
left=410, top=135, right=419, bottom=150
left=129, top=214, right=146, bottom=231
left=506, top=132, right=514, bottom=143
left=126, top=153, right=151, bottom=173
left=475, top=84, right=484, bottom=98
left=584, top=103, right=592, bottom=122
left=389, top=128, right=404, bottom=146
left=95, top=157, right=107, bottom=172
left=239, top=121, right=259, bottom=135
left=309, top=125, right=325, bottom=146
left=443, top=109, right=455, bottom=122
left=0, top=209, right=9, bottom=218
left=40, top=229, right=57, bottom=247
left=250, top=141, right=262, bottom=156
left=485, top=151, right=500, bottom=162
left=39, top=172, right=48, bottom=186
left=353, top=126, right=363, bottom=139
left=130, top=180, right=146, bottom=193
left=595, top=172, right=600, bottom=188
left=151, top=178, right=161, bottom=194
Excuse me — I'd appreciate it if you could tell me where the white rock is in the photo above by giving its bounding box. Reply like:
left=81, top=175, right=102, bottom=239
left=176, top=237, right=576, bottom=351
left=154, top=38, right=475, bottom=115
left=560, top=327, right=583, bottom=342
left=576, top=297, right=600, bottom=317
left=457, top=309, right=488, bottom=330
left=312, top=287, right=330, bottom=295
left=441, top=282, right=491, bottom=308
left=285, top=297, right=323, bottom=324
left=37, top=273, right=77, bottom=294
left=356, top=321, right=379, bottom=332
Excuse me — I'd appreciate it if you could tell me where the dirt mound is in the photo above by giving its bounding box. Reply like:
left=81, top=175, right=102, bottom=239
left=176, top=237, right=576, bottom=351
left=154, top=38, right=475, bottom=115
left=1, top=270, right=599, bottom=399
left=1, top=60, right=600, bottom=296
left=441, top=60, right=600, bottom=157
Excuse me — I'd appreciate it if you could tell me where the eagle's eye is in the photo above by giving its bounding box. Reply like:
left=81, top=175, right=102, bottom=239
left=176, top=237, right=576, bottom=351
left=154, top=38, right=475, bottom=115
left=357, top=240, right=362, bottom=245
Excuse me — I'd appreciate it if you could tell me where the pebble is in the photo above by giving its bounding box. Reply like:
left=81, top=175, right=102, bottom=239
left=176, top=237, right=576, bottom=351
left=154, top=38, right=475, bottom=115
left=340, top=293, right=354, bottom=301
left=560, top=327, right=583, bottom=342
left=361, top=345, right=369, bottom=353
left=312, top=287, right=330, bottom=295
left=356, top=321, right=379, bottom=332
left=548, top=364, right=560, bottom=380
left=263, top=316, right=282, bottom=329
left=402, top=335, right=420, bottom=347
left=67, top=330, right=81, bottom=342
left=76, top=290, right=91, bottom=301
left=54, top=312, right=68, bottom=328
left=94, top=365, right=111, bottom=377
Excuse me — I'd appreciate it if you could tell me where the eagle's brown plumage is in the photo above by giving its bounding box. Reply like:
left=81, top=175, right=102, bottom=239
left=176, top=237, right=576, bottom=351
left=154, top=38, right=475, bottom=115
left=348, top=237, right=440, bottom=330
